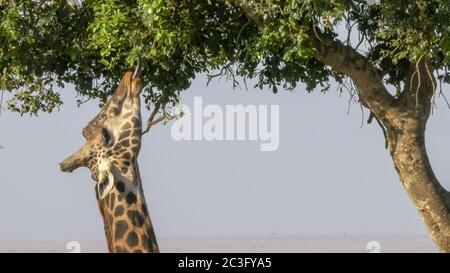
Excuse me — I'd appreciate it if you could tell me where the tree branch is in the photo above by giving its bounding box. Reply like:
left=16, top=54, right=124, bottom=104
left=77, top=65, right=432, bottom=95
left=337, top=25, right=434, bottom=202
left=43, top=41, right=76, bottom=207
left=309, top=30, right=396, bottom=117
left=368, top=111, right=388, bottom=149
left=230, top=0, right=263, bottom=30
left=231, top=1, right=397, bottom=120
left=402, top=58, right=436, bottom=113
left=142, top=101, right=184, bottom=135
left=142, top=100, right=162, bottom=134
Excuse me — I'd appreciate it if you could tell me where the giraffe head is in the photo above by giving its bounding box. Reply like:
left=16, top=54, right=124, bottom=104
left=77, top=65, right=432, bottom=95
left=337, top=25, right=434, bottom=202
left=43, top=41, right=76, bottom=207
left=60, top=66, right=143, bottom=199
left=60, top=64, right=159, bottom=253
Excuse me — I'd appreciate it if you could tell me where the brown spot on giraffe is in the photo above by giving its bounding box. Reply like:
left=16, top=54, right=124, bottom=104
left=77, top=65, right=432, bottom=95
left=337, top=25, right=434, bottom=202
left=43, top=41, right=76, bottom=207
left=60, top=69, right=159, bottom=253
left=120, top=139, right=130, bottom=147
left=122, top=152, right=131, bottom=160
left=122, top=122, right=132, bottom=130
left=118, top=130, right=131, bottom=141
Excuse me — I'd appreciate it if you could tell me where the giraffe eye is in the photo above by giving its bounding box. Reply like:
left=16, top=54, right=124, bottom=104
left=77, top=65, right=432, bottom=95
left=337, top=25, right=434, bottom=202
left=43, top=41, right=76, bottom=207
left=102, top=128, right=112, bottom=146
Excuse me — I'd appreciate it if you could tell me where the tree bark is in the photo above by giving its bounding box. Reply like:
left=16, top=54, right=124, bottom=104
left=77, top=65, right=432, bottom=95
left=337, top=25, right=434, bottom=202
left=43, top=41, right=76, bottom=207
left=386, top=116, right=450, bottom=252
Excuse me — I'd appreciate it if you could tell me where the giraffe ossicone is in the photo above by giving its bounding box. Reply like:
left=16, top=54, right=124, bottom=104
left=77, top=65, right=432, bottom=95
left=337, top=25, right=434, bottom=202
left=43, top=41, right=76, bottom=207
left=60, top=66, right=159, bottom=253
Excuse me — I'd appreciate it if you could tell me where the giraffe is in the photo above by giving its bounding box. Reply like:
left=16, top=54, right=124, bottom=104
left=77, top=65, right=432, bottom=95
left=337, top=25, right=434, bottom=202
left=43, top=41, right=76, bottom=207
left=59, top=63, right=159, bottom=253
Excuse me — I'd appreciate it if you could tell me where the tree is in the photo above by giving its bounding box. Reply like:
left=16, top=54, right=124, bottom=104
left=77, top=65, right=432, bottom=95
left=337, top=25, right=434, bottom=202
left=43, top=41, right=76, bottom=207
left=2, top=0, right=450, bottom=251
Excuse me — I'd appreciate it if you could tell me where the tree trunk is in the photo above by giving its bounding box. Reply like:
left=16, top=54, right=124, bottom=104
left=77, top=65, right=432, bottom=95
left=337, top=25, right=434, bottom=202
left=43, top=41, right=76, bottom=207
left=386, top=117, right=450, bottom=252
left=231, top=0, right=450, bottom=252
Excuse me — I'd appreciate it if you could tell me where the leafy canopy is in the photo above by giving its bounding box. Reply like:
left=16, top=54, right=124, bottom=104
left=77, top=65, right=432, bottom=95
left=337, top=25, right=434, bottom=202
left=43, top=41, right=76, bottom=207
left=1, top=0, right=450, bottom=115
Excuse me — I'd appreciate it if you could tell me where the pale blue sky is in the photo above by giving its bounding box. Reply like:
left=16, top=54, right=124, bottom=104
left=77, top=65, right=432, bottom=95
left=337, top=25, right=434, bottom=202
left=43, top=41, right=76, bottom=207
left=1, top=73, right=450, bottom=243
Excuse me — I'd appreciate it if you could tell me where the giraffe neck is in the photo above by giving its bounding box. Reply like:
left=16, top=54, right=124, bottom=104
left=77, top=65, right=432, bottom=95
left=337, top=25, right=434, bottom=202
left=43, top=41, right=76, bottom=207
left=97, top=162, right=159, bottom=253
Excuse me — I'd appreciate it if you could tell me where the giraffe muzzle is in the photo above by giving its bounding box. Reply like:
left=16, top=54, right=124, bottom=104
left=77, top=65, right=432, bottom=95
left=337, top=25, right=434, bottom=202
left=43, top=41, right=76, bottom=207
left=59, top=145, right=90, bottom=172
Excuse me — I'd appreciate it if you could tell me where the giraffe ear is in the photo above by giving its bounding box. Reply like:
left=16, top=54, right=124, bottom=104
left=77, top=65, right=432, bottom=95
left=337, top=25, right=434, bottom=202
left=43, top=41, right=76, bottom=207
left=97, top=171, right=115, bottom=200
